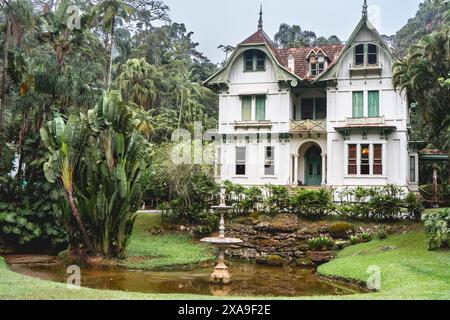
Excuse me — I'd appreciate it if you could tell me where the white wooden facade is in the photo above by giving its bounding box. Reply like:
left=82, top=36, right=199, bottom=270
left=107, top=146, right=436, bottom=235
left=205, top=4, right=419, bottom=191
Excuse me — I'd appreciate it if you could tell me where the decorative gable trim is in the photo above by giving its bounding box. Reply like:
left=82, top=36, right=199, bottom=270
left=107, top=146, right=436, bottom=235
left=314, top=17, right=397, bottom=83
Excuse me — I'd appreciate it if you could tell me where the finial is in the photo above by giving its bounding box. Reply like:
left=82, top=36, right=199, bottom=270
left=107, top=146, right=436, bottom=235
left=258, top=5, right=263, bottom=31
left=362, top=0, right=368, bottom=18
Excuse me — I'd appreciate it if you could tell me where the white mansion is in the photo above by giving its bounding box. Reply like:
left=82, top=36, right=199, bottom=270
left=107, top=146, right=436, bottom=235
left=205, top=1, right=419, bottom=191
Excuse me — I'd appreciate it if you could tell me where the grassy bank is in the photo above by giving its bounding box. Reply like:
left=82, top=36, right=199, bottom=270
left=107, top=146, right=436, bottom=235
left=318, top=231, right=450, bottom=300
left=2, top=212, right=450, bottom=300
left=118, top=214, right=215, bottom=270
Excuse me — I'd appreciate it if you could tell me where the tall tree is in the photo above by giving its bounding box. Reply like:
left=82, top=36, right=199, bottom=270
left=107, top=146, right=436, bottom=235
left=393, top=27, right=450, bottom=182
left=94, top=0, right=133, bottom=89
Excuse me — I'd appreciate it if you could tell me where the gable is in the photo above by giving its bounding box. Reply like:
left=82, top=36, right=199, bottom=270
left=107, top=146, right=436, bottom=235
left=316, top=17, right=397, bottom=82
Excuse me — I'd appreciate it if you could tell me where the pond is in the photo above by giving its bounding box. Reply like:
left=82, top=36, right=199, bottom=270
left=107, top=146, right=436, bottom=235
left=9, top=261, right=365, bottom=297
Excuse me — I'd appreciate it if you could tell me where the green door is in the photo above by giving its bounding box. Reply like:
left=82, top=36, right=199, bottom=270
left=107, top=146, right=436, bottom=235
left=304, top=146, right=322, bottom=186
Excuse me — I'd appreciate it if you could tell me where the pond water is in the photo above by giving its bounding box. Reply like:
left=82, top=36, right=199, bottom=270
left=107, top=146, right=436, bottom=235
left=10, top=262, right=365, bottom=297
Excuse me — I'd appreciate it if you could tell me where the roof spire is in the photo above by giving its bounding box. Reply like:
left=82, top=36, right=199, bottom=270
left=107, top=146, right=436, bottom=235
left=258, top=5, right=263, bottom=31
left=362, top=0, right=368, bottom=18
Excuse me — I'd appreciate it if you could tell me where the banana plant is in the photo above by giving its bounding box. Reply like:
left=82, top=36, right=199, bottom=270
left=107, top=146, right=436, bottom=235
left=80, top=90, right=151, bottom=257
left=40, top=114, right=94, bottom=253
left=41, top=91, right=151, bottom=258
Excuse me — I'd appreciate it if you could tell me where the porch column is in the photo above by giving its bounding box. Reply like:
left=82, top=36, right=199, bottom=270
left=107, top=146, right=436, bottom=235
left=321, top=153, right=327, bottom=186
left=294, top=155, right=299, bottom=186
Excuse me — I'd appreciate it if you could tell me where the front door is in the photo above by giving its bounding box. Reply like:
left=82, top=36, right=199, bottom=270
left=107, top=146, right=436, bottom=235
left=304, top=146, right=322, bottom=186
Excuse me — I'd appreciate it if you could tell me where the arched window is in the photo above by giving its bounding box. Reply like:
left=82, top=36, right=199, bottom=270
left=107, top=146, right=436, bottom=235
left=355, top=44, right=365, bottom=66
left=354, top=43, right=379, bottom=66
left=244, top=50, right=266, bottom=72
left=368, top=44, right=378, bottom=65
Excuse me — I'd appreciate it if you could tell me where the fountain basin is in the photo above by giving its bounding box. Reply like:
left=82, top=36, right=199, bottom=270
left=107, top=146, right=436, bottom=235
left=201, top=237, right=243, bottom=245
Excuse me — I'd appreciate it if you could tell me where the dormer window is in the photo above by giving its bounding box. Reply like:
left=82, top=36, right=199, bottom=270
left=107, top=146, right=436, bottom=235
left=368, top=44, right=378, bottom=65
left=244, top=50, right=266, bottom=72
left=354, top=43, right=379, bottom=66
left=310, top=62, right=325, bottom=77
left=308, top=52, right=326, bottom=77
left=355, top=44, right=365, bottom=66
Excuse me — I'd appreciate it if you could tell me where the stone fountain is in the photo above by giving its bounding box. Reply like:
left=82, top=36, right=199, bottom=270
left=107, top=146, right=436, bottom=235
left=201, top=190, right=242, bottom=284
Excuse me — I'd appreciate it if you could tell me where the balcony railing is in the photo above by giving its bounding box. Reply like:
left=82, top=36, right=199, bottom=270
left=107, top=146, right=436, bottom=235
left=290, top=119, right=326, bottom=133
left=234, top=120, right=272, bottom=129
left=345, top=116, right=385, bottom=126
left=349, top=62, right=383, bottom=75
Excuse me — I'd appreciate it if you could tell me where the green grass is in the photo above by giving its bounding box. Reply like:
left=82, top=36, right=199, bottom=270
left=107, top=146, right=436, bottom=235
left=318, top=231, right=450, bottom=300
left=1, top=210, right=450, bottom=300
left=119, top=214, right=215, bottom=270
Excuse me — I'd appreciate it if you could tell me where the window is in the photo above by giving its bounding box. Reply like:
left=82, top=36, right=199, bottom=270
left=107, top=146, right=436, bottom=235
left=315, top=98, right=327, bottom=120
left=373, top=145, right=383, bottom=175
left=255, top=95, right=266, bottom=121
left=355, top=44, right=364, bottom=66
left=297, top=98, right=327, bottom=120
left=368, top=91, right=380, bottom=117
left=310, top=62, right=325, bottom=77
left=244, top=50, right=265, bottom=72
left=410, top=156, right=416, bottom=182
left=352, top=91, right=364, bottom=118
left=348, top=144, right=384, bottom=176
left=368, top=44, right=378, bottom=65
left=348, top=144, right=357, bottom=175
left=301, top=98, right=314, bottom=120
left=360, top=144, right=370, bottom=175
left=311, top=63, right=317, bottom=76
left=236, top=147, right=246, bottom=176
left=244, top=51, right=254, bottom=71
left=241, top=96, right=252, bottom=121
left=256, top=51, right=266, bottom=71
left=265, top=146, right=275, bottom=176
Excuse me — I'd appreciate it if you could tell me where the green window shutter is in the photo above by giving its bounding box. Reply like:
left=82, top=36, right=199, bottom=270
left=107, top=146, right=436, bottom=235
left=352, top=91, right=364, bottom=118
left=255, top=95, right=266, bottom=121
left=368, top=91, right=379, bottom=117
left=242, top=96, right=252, bottom=121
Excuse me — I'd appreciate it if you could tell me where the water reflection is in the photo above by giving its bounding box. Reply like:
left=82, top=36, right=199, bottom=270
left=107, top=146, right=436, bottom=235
left=10, top=262, right=362, bottom=297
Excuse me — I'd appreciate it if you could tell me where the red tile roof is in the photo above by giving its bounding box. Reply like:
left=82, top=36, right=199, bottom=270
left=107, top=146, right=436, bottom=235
left=241, top=30, right=344, bottom=80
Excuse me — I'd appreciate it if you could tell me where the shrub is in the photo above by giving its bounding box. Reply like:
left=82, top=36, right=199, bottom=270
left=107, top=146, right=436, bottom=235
left=375, top=225, right=388, bottom=240
left=264, top=185, right=290, bottom=214
left=422, top=209, right=450, bottom=250
left=358, top=230, right=373, bottom=243
left=329, top=222, right=355, bottom=239
left=238, top=186, right=263, bottom=214
left=335, top=185, right=423, bottom=221
left=290, top=188, right=333, bottom=218
left=308, top=236, right=334, bottom=251
left=349, top=234, right=360, bottom=245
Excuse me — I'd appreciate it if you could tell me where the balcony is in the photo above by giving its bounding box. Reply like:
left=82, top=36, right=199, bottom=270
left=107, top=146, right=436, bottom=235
left=290, top=119, right=327, bottom=134
left=234, top=120, right=272, bottom=129
left=349, top=62, right=382, bottom=76
left=345, top=116, right=385, bottom=127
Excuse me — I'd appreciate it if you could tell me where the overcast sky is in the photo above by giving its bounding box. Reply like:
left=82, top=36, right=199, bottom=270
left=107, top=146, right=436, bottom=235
left=162, top=0, right=424, bottom=63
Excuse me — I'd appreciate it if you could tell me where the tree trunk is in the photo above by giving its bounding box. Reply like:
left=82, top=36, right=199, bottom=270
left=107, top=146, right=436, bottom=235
left=66, top=189, right=94, bottom=253
left=0, top=20, right=11, bottom=159
left=107, top=16, right=116, bottom=90
left=16, top=111, right=29, bottom=184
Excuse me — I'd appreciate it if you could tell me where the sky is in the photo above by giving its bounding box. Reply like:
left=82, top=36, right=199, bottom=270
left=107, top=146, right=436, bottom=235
left=162, top=0, right=424, bottom=63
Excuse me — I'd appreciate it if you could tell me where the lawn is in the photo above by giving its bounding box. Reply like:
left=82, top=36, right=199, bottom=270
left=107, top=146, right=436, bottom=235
left=318, top=231, right=450, bottom=300
left=1, top=211, right=450, bottom=300
left=118, top=214, right=215, bottom=270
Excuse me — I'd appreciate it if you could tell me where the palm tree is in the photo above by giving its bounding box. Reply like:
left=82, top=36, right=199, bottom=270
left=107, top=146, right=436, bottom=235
left=393, top=27, right=450, bottom=182
left=94, top=0, right=133, bottom=89
left=116, top=58, right=158, bottom=108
